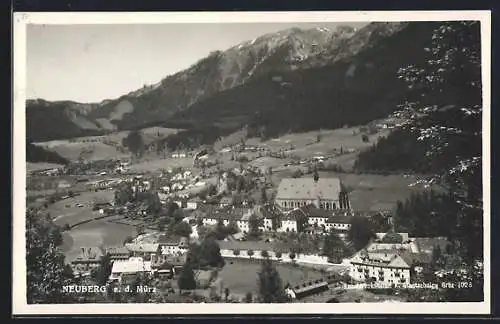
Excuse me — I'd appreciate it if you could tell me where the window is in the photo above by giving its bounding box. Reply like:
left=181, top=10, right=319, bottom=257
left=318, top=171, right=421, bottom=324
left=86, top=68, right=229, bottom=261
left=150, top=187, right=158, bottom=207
left=332, top=203, right=336, bottom=209
left=283, top=201, right=287, bottom=208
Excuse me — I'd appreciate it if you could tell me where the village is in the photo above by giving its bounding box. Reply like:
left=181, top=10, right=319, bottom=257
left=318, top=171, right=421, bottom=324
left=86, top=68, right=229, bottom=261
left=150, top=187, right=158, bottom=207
left=26, top=132, right=458, bottom=304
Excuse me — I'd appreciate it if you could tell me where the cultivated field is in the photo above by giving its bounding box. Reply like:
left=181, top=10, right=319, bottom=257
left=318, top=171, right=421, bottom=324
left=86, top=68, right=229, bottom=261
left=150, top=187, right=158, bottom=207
left=218, top=259, right=324, bottom=295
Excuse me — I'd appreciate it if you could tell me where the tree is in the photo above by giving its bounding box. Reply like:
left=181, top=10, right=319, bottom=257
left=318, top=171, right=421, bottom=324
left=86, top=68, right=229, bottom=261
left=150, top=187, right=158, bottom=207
left=397, top=22, right=482, bottom=262
left=361, top=134, right=369, bottom=143
left=122, top=130, right=145, bottom=157
left=289, top=252, right=296, bottom=261
left=26, top=208, right=73, bottom=304
left=295, top=211, right=308, bottom=233
left=172, top=208, right=184, bottom=223
left=247, top=250, right=254, bottom=258
left=233, top=249, right=240, bottom=256
left=173, top=221, right=192, bottom=237
left=248, top=214, right=262, bottom=238
left=225, top=220, right=239, bottom=235
left=136, top=224, right=145, bottom=236
left=115, top=183, right=134, bottom=205
left=260, top=187, right=268, bottom=204
left=224, top=287, right=230, bottom=302
left=199, top=237, right=225, bottom=268
left=177, top=262, right=197, bottom=290
left=91, top=253, right=112, bottom=285
left=257, top=258, right=289, bottom=303
left=431, top=244, right=443, bottom=269
left=215, top=218, right=227, bottom=240
left=244, top=292, right=253, bottom=303
left=261, top=250, right=269, bottom=258
left=275, top=251, right=282, bottom=259
left=323, top=232, right=349, bottom=263
left=348, top=216, right=376, bottom=251
left=123, top=236, right=134, bottom=245
left=145, top=192, right=162, bottom=216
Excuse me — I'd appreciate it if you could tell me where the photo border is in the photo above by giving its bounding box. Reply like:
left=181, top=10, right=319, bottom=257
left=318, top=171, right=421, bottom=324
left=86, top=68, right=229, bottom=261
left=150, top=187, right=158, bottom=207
left=12, top=10, right=492, bottom=316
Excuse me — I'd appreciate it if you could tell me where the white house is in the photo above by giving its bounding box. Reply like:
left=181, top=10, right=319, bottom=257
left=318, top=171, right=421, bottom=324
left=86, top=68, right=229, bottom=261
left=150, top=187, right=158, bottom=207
left=349, top=250, right=431, bottom=286
left=124, top=243, right=160, bottom=260
left=324, top=215, right=352, bottom=231
left=186, top=197, right=202, bottom=210
left=278, top=213, right=298, bottom=233
left=108, top=257, right=152, bottom=283
left=159, top=237, right=189, bottom=256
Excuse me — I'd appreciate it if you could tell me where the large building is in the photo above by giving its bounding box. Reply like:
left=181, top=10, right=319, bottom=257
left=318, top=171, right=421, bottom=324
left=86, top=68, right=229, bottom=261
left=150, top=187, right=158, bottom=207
left=275, top=176, right=350, bottom=211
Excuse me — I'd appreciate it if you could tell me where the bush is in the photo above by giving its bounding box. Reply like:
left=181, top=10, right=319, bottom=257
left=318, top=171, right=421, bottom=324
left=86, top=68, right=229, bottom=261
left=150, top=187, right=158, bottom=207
left=261, top=250, right=269, bottom=258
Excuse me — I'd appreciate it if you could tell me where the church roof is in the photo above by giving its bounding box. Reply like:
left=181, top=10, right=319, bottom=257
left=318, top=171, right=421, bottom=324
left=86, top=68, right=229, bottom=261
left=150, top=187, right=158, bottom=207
left=275, top=177, right=342, bottom=201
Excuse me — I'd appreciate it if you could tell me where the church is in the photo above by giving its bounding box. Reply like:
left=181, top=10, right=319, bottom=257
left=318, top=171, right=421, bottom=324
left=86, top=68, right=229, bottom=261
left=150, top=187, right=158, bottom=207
left=274, top=172, right=350, bottom=211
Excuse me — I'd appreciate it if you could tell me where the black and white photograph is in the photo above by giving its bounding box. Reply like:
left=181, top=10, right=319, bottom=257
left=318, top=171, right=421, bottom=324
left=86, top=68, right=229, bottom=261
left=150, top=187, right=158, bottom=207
left=13, top=11, right=491, bottom=315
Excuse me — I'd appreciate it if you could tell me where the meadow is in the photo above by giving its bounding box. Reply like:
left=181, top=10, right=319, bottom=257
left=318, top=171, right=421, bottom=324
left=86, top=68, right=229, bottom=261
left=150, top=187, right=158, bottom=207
left=218, top=259, right=324, bottom=296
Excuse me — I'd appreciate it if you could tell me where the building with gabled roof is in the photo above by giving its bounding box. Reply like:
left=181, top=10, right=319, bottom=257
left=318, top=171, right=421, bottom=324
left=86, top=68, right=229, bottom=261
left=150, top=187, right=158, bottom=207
left=275, top=176, right=350, bottom=211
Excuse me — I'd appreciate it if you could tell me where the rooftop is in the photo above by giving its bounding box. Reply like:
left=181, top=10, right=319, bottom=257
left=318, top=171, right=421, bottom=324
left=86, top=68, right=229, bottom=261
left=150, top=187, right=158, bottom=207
left=125, top=243, right=160, bottom=253
left=111, top=257, right=152, bottom=274
left=70, top=246, right=104, bottom=263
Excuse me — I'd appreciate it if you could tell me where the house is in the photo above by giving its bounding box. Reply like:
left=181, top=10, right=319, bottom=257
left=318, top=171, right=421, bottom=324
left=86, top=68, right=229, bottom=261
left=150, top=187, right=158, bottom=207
left=106, top=246, right=132, bottom=261
left=159, top=236, right=189, bottom=256
left=278, top=212, right=298, bottom=233
left=219, top=196, right=233, bottom=208
left=70, top=246, right=104, bottom=277
left=324, top=214, right=352, bottom=232
left=285, top=279, right=329, bottom=300
left=57, top=180, right=72, bottom=189
left=152, top=253, right=187, bottom=276
left=349, top=250, right=432, bottom=286
left=108, top=257, right=152, bottom=283
left=275, top=176, right=350, bottom=211
left=124, top=243, right=160, bottom=260
left=186, top=197, right=203, bottom=210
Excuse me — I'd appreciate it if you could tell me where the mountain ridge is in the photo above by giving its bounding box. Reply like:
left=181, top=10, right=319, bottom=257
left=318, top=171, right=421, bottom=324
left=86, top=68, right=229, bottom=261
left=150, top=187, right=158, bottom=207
left=27, top=22, right=409, bottom=142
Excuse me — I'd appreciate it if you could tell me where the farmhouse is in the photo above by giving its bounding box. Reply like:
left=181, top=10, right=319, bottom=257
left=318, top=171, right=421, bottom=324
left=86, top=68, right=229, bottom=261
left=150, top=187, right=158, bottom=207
left=275, top=176, right=350, bottom=211
left=70, top=246, right=104, bottom=276
left=108, top=257, right=153, bottom=283
left=349, top=250, right=431, bottom=286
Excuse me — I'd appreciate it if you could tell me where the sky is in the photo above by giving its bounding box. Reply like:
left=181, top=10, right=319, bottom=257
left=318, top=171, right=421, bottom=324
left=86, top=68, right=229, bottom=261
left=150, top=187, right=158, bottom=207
left=27, top=22, right=368, bottom=103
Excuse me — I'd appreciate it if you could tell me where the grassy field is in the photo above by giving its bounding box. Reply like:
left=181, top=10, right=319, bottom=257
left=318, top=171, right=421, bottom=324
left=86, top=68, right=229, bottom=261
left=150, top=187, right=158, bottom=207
left=270, top=170, right=429, bottom=212
left=61, top=220, right=136, bottom=263
left=32, top=127, right=182, bottom=162
left=218, top=259, right=324, bottom=295
left=47, top=190, right=114, bottom=227
left=127, top=157, right=194, bottom=173
left=26, top=162, right=64, bottom=172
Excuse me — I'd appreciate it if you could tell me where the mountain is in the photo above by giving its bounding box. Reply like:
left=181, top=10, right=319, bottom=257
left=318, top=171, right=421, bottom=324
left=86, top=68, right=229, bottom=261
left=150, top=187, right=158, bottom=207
left=27, top=25, right=365, bottom=142
left=155, top=21, right=440, bottom=149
